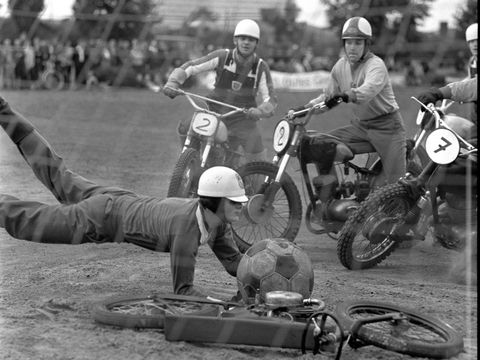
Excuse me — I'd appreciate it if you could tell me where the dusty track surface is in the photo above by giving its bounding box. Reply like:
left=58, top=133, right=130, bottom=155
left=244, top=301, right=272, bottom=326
left=0, top=90, right=476, bottom=359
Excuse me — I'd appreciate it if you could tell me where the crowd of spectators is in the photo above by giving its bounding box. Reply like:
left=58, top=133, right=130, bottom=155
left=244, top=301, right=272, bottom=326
left=0, top=34, right=186, bottom=90
left=0, top=34, right=463, bottom=91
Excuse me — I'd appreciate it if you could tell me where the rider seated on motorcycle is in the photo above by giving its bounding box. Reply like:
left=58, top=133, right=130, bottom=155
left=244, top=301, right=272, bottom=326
left=289, top=17, right=407, bottom=186
left=163, top=19, right=278, bottom=163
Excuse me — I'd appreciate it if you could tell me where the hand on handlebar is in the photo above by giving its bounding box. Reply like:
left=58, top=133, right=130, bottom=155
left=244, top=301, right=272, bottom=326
left=163, top=83, right=182, bottom=99
left=417, top=88, right=443, bottom=111
left=325, top=93, right=349, bottom=109
left=246, top=107, right=262, bottom=120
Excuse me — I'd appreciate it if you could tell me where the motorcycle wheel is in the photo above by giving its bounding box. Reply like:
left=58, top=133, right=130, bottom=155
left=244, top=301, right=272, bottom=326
left=336, top=183, right=414, bottom=270
left=233, top=161, right=302, bottom=253
left=92, top=293, right=222, bottom=329
left=167, top=148, right=201, bottom=198
left=335, top=300, right=464, bottom=359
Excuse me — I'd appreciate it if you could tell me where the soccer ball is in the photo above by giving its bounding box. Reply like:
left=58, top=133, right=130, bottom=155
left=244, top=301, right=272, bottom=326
left=236, top=238, right=314, bottom=303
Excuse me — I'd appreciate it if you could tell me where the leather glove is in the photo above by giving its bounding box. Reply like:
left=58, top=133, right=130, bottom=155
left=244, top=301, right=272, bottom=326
left=325, top=93, right=349, bottom=109
left=246, top=107, right=262, bottom=120
left=417, top=88, right=443, bottom=109
left=163, top=82, right=181, bottom=99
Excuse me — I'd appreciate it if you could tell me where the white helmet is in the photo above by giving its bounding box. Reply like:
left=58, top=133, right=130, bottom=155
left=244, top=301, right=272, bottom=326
left=465, top=23, right=477, bottom=42
left=342, top=16, right=372, bottom=40
left=198, top=166, right=248, bottom=202
left=234, top=19, right=260, bottom=40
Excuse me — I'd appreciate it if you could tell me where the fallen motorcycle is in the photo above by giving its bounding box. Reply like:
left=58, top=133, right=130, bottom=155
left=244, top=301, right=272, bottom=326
left=233, top=101, right=420, bottom=252
left=92, top=290, right=464, bottom=359
left=337, top=98, right=477, bottom=270
left=165, top=87, right=247, bottom=198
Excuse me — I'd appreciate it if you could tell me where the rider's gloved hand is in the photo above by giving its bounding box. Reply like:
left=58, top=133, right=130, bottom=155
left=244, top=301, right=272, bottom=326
left=246, top=107, right=262, bottom=120
left=287, top=105, right=307, bottom=118
left=163, top=82, right=181, bottom=99
left=325, top=93, right=349, bottom=109
left=417, top=87, right=443, bottom=110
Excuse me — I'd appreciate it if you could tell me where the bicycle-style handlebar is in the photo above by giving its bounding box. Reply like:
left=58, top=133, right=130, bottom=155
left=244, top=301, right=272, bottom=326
left=410, top=96, right=476, bottom=153
left=164, top=86, right=246, bottom=118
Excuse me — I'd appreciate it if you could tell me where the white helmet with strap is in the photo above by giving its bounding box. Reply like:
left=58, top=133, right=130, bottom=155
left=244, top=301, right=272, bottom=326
left=465, top=23, right=477, bottom=42
left=342, top=16, right=372, bottom=40
left=234, top=19, right=260, bottom=40
left=198, top=166, right=248, bottom=202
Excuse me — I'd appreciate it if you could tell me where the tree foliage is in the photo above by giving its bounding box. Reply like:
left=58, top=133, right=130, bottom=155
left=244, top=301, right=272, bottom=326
left=72, top=0, right=157, bottom=40
left=8, top=0, right=44, bottom=34
left=453, top=0, right=477, bottom=38
left=320, top=0, right=434, bottom=45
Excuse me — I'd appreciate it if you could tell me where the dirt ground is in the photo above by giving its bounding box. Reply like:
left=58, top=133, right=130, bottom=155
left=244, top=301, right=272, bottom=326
left=0, top=89, right=477, bottom=360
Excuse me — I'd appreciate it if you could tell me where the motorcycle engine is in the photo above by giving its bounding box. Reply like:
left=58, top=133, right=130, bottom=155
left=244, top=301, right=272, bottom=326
left=312, top=174, right=338, bottom=202
left=326, top=199, right=360, bottom=221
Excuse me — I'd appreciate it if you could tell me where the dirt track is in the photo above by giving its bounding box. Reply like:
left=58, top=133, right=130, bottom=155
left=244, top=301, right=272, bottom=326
left=0, top=89, right=476, bottom=359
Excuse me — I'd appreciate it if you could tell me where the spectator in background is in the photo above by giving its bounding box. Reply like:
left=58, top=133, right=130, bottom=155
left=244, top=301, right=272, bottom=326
left=72, top=39, right=88, bottom=87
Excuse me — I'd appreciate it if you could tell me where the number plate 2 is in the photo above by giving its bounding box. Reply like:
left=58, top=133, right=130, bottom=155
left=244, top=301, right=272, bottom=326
left=191, top=112, right=219, bottom=137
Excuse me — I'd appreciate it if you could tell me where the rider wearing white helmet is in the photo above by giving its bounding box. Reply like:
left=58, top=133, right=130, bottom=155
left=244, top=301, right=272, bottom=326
left=163, top=19, right=277, bottom=163
left=0, top=97, right=246, bottom=298
left=290, top=16, right=407, bottom=185
left=465, top=23, right=477, bottom=78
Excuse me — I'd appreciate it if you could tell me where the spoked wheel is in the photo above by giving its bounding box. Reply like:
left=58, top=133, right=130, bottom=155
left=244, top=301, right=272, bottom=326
left=337, top=183, right=414, bottom=270
left=335, top=300, right=464, bottom=359
left=92, top=293, right=222, bottom=329
left=42, top=70, right=65, bottom=90
left=167, top=148, right=201, bottom=198
left=233, top=161, right=302, bottom=253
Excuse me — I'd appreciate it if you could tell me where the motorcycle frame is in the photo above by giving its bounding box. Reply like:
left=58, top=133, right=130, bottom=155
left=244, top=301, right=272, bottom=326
left=175, top=88, right=246, bottom=168
left=402, top=100, right=477, bottom=229
left=267, top=106, right=383, bottom=213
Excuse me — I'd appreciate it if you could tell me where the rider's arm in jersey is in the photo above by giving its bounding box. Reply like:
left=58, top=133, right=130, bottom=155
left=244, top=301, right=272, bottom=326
left=441, top=77, right=477, bottom=103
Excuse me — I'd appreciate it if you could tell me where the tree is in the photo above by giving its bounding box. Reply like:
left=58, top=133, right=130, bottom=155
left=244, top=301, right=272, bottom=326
left=453, top=0, right=477, bottom=38
left=319, top=0, right=434, bottom=47
left=8, top=0, right=44, bottom=34
left=72, top=0, right=158, bottom=40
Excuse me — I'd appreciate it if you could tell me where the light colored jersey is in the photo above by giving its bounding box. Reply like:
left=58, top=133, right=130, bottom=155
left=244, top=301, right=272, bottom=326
left=309, top=52, right=399, bottom=120
left=444, top=77, right=477, bottom=103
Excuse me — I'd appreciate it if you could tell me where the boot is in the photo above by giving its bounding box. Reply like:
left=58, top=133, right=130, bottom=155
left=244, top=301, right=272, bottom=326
left=0, top=97, right=34, bottom=144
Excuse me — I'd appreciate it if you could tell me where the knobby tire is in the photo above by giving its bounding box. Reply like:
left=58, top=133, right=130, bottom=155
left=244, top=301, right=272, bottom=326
left=167, top=148, right=201, bottom=198
left=336, top=183, right=414, bottom=270
left=233, top=161, right=302, bottom=253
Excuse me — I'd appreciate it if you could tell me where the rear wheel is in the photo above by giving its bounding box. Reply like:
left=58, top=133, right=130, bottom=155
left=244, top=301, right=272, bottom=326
left=233, top=161, right=302, bottom=252
left=336, top=183, right=414, bottom=269
left=167, top=148, right=201, bottom=198
left=92, top=293, right=221, bottom=329
left=335, top=300, right=464, bottom=359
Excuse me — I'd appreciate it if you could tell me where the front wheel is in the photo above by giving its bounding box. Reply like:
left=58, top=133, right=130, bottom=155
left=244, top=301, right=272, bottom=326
left=92, top=293, right=221, bottom=329
left=167, top=148, right=201, bottom=198
left=336, top=183, right=414, bottom=270
left=233, top=161, right=302, bottom=252
left=335, top=300, right=464, bottom=359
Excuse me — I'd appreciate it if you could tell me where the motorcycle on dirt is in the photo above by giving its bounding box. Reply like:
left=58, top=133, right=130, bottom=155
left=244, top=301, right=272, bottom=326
left=336, top=99, right=477, bottom=270
left=232, top=101, right=420, bottom=252
left=165, top=87, right=247, bottom=198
